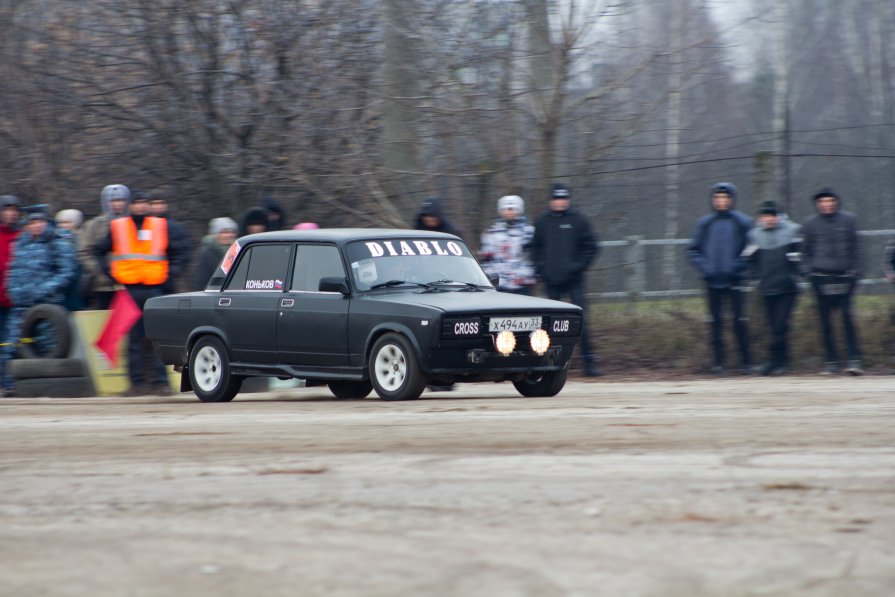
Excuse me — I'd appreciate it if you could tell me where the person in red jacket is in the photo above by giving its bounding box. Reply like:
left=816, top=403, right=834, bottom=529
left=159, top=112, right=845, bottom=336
left=0, top=195, right=22, bottom=341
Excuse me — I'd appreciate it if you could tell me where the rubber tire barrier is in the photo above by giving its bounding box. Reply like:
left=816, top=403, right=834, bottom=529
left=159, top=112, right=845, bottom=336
left=13, top=376, right=94, bottom=398
left=17, top=304, right=72, bottom=359
left=10, top=358, right=88, bottom=379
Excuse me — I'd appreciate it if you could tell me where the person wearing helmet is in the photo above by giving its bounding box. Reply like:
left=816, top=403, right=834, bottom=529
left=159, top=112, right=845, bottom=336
left=479, top=195, right=536, bottom=294
left=687, top=182, right=754, bottom=374
left=79, top=184, right=131, bottom=309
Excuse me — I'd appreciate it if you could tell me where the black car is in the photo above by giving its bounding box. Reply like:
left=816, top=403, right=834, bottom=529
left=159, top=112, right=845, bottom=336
left=145, top=229, right=582, bottom=402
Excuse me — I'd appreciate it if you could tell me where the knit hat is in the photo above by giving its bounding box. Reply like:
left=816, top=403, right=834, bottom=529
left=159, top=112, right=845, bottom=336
left=24, top=206, right=50, bottom=223
left=209, top=217, right=238, bottom=236
left=710, top=182, right=737, bottom=200
left=100, top=184, right=131, bottom=203
left=813, top=187, right=840, bottom=202
left=55, top=208, right=84, bottom=228
left=759, top=201, right=779, bottom=216
left=0, top=195, right=20, bottom=208
left=497, top=195, right=524, bottom=214
left=550, top=183, right=570, bottom=199
left=293, top=222, right=319, bottom=230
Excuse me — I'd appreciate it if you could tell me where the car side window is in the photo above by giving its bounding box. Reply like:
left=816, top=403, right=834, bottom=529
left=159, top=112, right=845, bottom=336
left=225, top=244, right=292, bottom=291
left=292, top=244, right=346, bottom=292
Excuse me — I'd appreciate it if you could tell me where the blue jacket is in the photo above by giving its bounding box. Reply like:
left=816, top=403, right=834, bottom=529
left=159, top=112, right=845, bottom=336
left=687, top=209, right=753, bottom=288
left=7, top=226, right=77, bottom=307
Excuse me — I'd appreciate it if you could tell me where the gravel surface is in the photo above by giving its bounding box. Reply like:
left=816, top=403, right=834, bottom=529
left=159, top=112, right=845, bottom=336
left=1, top=376, right=893, bottom=596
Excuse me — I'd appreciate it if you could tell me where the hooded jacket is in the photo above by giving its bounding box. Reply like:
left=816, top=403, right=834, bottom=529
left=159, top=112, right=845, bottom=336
left=530, top=205, right=598, bottom=287
left=413, top=198, right=463, bottom=238
left=79, top=191, right=132, bottom=295
left=687, top=191, right=753, bottom=288
left=745, top=218, right=802, bottom=295
left=239, top=207, right=270, bottom=237
left=800, top=190, right=862, bottom=278
left=261, top=196, right=287, bottom=231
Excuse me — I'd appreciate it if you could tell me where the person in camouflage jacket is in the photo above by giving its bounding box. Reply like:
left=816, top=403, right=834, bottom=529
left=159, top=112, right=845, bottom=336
left=1, top=210, right=76, bottom=395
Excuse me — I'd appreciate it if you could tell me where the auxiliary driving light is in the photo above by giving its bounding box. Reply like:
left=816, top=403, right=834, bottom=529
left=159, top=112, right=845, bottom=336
left=494, top=330, right=516, bottom=356
left=529, top=329, right=550, bottom=355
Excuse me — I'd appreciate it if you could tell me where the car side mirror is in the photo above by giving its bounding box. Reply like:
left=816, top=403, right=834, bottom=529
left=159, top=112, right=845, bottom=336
left=488, top=273, right=500, bottom=287
left=319, top=276, right=350, bottom=295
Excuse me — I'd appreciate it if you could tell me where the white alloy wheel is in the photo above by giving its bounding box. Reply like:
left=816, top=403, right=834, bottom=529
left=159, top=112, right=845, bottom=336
left=374, top=342, right=407, bottom=391
left=194, top=344, right=223, bottom=392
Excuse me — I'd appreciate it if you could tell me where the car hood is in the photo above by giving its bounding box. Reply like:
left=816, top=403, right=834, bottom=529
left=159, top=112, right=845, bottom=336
left=360, top=288, right=581, bottom=314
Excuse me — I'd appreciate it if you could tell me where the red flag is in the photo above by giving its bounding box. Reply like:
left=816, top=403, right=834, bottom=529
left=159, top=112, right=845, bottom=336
left=95, top=289, right=142, bottom=367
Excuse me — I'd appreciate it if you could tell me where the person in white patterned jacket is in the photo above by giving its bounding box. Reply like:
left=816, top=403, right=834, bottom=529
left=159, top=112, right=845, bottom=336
left=479, top=195, right=536, bottom=295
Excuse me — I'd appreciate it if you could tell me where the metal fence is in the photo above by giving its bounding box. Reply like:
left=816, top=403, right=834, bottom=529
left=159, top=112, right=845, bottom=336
left=588, top=229, right=895, bottom=300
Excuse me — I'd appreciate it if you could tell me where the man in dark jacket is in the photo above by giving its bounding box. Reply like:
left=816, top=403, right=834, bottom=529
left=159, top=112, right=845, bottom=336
left=147, top=190, right=192, bottom=295
left=687, top=182, right=754, bottom=374
left=744, top=201, right=801, bottom=375
left=801, top=188, right=863, bottom=375
left=530, top=183, right=600, bottom=376
left=0, top=195, right=21, bottom=346
left=413, top=197, right=464, bottom=238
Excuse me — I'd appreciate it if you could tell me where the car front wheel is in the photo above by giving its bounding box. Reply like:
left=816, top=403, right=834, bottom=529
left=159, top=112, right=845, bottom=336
left=513, top=369, right=567, bottom=397
left=188, top=335, right=243, bottom=402
left=369, top=333, right=426, bottom=401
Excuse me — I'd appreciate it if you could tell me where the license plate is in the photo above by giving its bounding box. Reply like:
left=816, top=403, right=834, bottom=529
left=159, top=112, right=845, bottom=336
left=488, top=316, right=542, bottom=333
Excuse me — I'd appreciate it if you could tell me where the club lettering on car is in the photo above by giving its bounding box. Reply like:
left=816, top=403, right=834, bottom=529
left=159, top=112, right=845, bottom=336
left=143, top=229, right=583, bottom=402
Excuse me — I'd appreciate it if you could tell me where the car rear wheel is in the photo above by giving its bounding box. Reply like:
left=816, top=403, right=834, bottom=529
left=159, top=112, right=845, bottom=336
left=513, top=369, right=567, bottom=397
left=369, top=333, right=426, bottom=401
left=188, top=336, right=242, bottom=402
left=328, top=380, right=373, bottom=400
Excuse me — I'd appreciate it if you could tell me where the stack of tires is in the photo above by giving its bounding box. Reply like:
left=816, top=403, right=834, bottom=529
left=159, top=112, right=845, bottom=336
left=10, top=304, right=95, bottom=398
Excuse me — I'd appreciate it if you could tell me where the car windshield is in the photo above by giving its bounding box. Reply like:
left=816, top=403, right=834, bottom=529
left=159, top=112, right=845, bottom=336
left=346, top=238, right=492, bottom=291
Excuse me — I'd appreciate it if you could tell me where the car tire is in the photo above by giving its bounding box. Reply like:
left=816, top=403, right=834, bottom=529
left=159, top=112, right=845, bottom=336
left=11, top=358, right=88, bottom=379
left=369, top=333, right=426, bottom=401
left=513, top=369, right=567, bottom=398
left=14, top=376, right=95, bottom=398
left=188, top=336, right=242, bottom=403
left=328, top=380, right=373, bottom=400
left=18, top=304, right=72, bottom=359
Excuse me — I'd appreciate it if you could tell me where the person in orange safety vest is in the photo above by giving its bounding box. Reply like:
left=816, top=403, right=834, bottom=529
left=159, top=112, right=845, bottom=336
left=93, top=189, right=182, bottom=396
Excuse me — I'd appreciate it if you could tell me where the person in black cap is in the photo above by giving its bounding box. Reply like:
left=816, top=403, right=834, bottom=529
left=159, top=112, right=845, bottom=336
left=743, top=201, right=802, bottom=375
left=687, top=182, right=754, bottom=374
left=239, top=206, right=270, bottom=236
left=801, top=188, right=863, bottom=375
left=530, top=183, right=601, bottom=376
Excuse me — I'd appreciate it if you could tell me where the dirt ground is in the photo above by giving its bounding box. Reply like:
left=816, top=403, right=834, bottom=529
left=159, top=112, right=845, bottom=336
left=1, top=376, right=894, bottom=597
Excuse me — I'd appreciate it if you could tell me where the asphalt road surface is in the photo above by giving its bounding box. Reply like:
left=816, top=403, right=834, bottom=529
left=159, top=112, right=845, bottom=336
left=1, top=376, right=893, bottom=596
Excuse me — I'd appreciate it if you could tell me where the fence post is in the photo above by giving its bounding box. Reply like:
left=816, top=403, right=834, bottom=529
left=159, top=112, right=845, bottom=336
left=625, top=236, right=645, bottom=302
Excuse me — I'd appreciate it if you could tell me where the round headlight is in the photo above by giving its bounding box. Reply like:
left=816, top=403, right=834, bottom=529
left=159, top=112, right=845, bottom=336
left=494, top=330, right=516, bottom=356
left=530, top=328, right=550, bottom=355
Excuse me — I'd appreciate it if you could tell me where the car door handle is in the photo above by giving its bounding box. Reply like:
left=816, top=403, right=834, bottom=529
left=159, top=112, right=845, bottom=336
left=281, top=298, right=295, bottom=307
left=218, top=298, right=231, bottom=307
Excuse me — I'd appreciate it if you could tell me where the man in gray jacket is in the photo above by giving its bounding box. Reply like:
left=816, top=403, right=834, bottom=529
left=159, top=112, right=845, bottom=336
left=801, top=188, right=863, bottom=375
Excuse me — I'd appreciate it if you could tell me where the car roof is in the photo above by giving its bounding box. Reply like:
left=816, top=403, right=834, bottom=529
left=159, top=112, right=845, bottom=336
left=238, top=228, right=462, bottom=247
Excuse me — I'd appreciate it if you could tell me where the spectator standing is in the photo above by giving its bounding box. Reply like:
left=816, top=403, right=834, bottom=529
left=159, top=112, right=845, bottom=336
left=687, top=182, right=754, bottom=374
left=192, top=217, right=237, bottom=291
left=1, top=209, right=77, bottom=396
left=80, top=184, right=130, bottom=309
left=93, top=192, right=180, bottom=396
left=0, top=195, right=22, bottom=343
left=262, top=196, right=287, bottom=231
left=239, top=206, right=269, bottom=236
left=148, top=190, right=192, bottom=294
left=413, top=197, right=463, bottom=238
left=479, top=195, right=536, bottom=294
left=801, top=188, right=864, bottom=375
left=744, top=201, right=802, bottom=375
left=530, top=183, right=601, bottom=377
left=54, top=209, right=85, bottom=312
